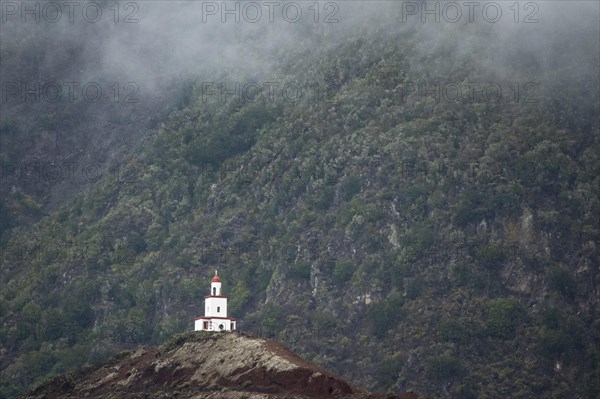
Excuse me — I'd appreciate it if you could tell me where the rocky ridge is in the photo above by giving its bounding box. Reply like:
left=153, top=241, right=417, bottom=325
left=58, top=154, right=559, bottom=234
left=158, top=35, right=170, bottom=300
left=23, top=332, right=426, bottom=399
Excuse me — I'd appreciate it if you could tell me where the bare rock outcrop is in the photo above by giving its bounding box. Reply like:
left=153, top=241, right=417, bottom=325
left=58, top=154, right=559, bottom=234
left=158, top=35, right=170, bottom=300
left=23, top=332, right=428, bottom=399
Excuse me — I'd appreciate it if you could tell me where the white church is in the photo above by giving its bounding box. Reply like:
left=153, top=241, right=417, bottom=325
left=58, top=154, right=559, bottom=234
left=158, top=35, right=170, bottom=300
left=194, top=271, right=237, bottom=332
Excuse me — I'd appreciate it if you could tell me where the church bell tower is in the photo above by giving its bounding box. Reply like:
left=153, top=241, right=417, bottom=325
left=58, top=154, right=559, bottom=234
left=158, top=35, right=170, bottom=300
left=194, top=271, right=236, bottom=332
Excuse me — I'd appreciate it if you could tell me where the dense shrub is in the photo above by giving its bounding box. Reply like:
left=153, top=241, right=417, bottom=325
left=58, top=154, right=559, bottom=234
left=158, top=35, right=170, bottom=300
left=333, top=259, right=354, bottom=284
left=486, top=298, right=521, bottom=340
left=548, top=266, right=577, bottom=299
left=367, top=292, right=404, bottom=339
left=427, top=356, right=463, bottom=380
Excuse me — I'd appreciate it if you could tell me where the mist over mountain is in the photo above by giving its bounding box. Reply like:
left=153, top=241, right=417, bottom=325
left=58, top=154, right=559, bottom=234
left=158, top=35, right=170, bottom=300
left=1, top=1, right=597, bottom=226
left=1, top=1, right=599, bottom=398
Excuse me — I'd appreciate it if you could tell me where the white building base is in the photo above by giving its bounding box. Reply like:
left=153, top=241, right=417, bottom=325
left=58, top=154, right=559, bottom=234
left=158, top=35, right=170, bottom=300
left=195, top=317, right=236, bottom=332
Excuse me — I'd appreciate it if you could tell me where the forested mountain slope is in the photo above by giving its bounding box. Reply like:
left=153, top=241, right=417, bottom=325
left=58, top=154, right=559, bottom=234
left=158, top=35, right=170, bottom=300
left=1, top=2, right=599, bottom=398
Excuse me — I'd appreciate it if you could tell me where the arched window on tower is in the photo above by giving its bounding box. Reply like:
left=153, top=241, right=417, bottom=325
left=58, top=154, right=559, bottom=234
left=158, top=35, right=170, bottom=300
left=213, top=287, right=216, bottom=295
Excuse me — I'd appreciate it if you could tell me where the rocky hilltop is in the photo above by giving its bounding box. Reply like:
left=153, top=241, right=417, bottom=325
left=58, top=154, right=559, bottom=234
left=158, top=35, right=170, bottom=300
left=23, top=332, right=425, bottom=399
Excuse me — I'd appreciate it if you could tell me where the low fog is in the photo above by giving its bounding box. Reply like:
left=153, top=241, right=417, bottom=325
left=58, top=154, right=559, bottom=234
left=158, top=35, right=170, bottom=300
left=1, top=1, right=598, bottom=96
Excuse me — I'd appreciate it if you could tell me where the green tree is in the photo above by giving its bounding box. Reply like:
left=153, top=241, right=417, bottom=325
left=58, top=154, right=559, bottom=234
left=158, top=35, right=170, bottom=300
left=333, top=259, right=354, bottom=284
left=486, top=298, right=521, bottom=340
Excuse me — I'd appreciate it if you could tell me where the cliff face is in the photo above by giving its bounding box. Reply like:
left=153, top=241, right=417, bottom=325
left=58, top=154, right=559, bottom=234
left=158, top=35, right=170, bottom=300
left=23, top=332, right=422, bottom=399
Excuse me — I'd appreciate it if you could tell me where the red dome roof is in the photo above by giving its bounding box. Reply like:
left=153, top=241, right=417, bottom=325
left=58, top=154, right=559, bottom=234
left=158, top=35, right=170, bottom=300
left=212, top=274, right=221, bottom=283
